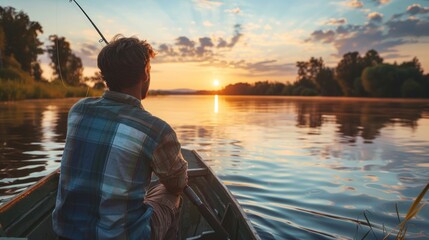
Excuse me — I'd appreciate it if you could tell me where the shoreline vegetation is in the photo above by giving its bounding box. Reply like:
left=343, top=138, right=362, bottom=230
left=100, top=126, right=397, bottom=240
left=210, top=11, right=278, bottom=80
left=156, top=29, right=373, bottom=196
left=1, top=6, right=428, bottom=101
left=0, top=78, right=102, bottom=101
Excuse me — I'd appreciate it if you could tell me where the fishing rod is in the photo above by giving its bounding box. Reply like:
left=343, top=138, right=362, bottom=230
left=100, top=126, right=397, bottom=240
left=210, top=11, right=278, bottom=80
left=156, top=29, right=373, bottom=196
left=69, top=0, right=109, bottom=44
left=69, top=1, right=230, bottom=239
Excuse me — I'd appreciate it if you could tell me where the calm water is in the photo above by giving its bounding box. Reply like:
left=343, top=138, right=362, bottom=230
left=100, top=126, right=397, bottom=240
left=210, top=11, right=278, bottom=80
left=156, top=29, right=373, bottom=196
left=1, top=95, right=429, bottom=239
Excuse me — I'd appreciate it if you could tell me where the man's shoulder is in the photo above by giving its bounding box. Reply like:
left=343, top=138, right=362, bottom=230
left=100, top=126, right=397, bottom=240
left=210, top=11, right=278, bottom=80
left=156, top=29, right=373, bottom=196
left=111, top=105, right=172, bottom=134
left=128, top=111, right=173, bottom=132
left=69, top=97, right=101, bottom=112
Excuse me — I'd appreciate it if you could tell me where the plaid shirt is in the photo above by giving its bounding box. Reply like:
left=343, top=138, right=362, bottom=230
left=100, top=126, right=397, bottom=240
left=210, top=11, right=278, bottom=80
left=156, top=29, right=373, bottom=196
left=52, top=91, right=188, bottom=240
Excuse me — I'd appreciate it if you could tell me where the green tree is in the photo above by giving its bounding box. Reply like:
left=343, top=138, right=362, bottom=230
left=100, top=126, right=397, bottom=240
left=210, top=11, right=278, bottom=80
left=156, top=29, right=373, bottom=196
left=362, top=64, right=398, bottom=97
left=222, top=82, right=252, bottom=95
left=47, top=35, right=83, bottom=86
left=266, top=82, right=285, bottom=95
left=291, top=78, right=318, bottom=96
left=296, top=57, right=341, bottom=96
left=399, top=57, right=423, bottom=75
left=363, top=57, right=428, bottom=98
left=31, top=61, right=43, bottom=81
left=0, top=25, right=4, bottom=69
left=0, top=6, right=44, bottom=74
left=296, top=57, right=323, bottom=83
left=423, top=74, right=429, bottom=98
left=316, top=67, right=342, bottom=96
left=362, top=49, right=383, bottom=67
left=335, top=51, right=364, bottom=96
left=84, top=71, right=106, bottom=90
left=401, top=79, right=421, bottom=98
left=253, top=81, right=271, bottom=95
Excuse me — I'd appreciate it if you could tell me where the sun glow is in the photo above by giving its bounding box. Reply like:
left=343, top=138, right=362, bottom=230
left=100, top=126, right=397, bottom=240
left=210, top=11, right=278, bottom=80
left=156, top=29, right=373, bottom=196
left=213, top=79, right=220, bottom=87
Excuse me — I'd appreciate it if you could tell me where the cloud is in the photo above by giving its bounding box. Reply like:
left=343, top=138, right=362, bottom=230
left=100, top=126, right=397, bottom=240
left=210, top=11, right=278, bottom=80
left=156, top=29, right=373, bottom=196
left=155, top=24, right=243, bottom=63
left=216, top=38, right=228, bottom=48
left=203, top=21, right=214, bottom=27
left=324, top=18, right=347, bottom=25
left=80, top=43, right=98, bottom=56
left=368, top=12, right=383, bottom=22
left=196, top=37, right=214, bottom=56
left=206, top=59, right=296, bottom=76
left=340, top=0, right=390, bottom=9
left=199, top=37, right=214, bottom=48
left=224, top=24, right=243, bottom=48
left=193, top=0, right=223, bottom=9
left=225, top=8, right=241, bottom=14
left=242, top=60, right=295, bottom=74
left=407, top=4, right=429, bottom=15
left=264, top=24, right=272, bottom=30
left=343, top=0, right=364, bottom=8
left=153, top=24, right=294, bottom=76
left=306, top=30, right=336, bottom=43
left=176, top=36, right=195, bottom=48
left=370, top=0, right=390, bottom=5
left=306, top=5, right=429, bottom=57
left=386, top=18, right=429, bottom=37
left=383, top=53, right=408, bottom=59
left=392, top=4, right=429, bottom=20
left=75, top=42, right=101, bottom=68
left=158, top=44, right=177, bottom=57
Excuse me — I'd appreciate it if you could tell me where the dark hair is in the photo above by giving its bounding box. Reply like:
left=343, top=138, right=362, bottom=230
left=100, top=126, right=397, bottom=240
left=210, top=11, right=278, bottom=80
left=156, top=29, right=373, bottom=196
left=97, top=34, right=155, bottom=91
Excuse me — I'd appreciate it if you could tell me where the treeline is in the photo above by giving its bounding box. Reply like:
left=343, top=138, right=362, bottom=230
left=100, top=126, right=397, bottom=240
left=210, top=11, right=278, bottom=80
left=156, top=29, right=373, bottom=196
left=221, top=50, right=429, bottom=98
left=0, top=6, right=102, bottom=101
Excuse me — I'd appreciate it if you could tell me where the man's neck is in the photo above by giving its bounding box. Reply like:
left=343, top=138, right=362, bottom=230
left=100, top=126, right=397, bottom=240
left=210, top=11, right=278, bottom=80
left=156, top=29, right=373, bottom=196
left=119, top=82, right=142, bottom=100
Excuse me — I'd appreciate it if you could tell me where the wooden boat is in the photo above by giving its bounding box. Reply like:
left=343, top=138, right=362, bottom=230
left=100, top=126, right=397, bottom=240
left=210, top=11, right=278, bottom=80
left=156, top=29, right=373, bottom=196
left=0, top=149, right=260, bottom=240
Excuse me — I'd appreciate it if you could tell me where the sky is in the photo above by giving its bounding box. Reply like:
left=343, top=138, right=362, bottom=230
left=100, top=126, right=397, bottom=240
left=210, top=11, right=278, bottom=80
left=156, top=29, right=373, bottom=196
left=2, top=0, right=429, bottom=90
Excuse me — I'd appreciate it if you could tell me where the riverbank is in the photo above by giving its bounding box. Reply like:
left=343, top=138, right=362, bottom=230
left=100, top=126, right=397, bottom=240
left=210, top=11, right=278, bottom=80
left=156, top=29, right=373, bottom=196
left=0, top=80, right=102, bottom=101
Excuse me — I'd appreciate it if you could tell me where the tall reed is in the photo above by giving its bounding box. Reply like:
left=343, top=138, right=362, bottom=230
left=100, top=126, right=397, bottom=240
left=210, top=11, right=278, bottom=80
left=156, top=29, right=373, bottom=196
left=356, top=183, right=428, bottom=240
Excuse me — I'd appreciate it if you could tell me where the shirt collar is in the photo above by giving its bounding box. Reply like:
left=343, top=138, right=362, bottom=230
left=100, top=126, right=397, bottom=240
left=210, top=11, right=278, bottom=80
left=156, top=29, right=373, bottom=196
left=102, top=91, right=143, bottom=109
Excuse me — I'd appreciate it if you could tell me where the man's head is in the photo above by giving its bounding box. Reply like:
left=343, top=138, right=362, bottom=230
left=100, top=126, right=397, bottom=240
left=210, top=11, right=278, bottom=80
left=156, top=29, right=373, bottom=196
left=97, top=35, right=155, bottom=98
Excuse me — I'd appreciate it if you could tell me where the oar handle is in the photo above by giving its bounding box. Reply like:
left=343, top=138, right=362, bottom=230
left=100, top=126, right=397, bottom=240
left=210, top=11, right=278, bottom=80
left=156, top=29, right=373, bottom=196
left=184, top=186, right=230, bottom=240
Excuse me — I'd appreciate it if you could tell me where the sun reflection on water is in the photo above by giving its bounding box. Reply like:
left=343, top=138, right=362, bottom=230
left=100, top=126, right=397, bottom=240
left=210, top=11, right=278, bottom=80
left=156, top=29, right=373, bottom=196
left=214, top=94, right=219, bottom=113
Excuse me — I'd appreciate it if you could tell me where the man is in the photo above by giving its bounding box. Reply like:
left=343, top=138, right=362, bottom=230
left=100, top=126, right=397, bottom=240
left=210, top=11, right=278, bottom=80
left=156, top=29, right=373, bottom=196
left=52, top=35, right=188, bottom=240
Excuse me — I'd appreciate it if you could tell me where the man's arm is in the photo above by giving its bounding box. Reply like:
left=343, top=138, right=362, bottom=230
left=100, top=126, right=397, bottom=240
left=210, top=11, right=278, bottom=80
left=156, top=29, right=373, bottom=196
left=152, top=131, right=188, bottom=194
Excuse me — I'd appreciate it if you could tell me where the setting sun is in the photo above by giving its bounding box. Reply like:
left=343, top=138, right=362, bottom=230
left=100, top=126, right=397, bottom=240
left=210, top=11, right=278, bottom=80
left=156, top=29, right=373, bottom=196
left=213, top=79, right=220, bottom=87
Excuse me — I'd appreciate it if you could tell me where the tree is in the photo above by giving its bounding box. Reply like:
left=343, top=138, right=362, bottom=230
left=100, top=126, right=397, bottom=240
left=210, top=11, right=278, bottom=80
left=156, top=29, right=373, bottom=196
left=84, top=71, right=106, bottom=89
left=399, top=57, right=423, bottom=75
left=362, top=64, right=399, bottom=97
left=335, top=51, right=364, bottom=96
left=0, top=6, right=44, bottom=74
left=0, top=25, right=4, bottom=69
left=401, top=79, right=421, bottom=98
left=296, top=57, right=324, bottom=83
left=266, top=82, right=285, bottom=95
left=47, top=35, right=83, bottom=86
left=31, top=61, right=43, bottom=81
left=362, top=49, right=383, bottom=67
left=222, top=82, right=252, bottom=95
left=316, top=67, right=342, bottom=96
left=291, top=78, right=318, bottom=96
left=296, top=57, right=341, bottom=96
left=253, top=81, right=271, bottom=95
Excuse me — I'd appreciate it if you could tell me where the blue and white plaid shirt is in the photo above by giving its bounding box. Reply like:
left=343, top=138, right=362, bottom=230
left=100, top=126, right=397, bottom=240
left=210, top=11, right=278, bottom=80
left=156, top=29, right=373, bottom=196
left=52, top=91, right=188, bottom=239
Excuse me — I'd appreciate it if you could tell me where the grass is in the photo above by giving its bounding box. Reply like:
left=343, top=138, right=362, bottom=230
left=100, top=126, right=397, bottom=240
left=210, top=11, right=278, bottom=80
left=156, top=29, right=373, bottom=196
left=0, top=79, right=103, bottom=101
left=355, top=182, right=429, bottom=240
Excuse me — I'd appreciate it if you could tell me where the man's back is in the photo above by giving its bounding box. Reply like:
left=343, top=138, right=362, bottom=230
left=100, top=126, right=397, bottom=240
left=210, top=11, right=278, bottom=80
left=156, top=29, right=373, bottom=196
left=53, top=91, right=175, bottom=239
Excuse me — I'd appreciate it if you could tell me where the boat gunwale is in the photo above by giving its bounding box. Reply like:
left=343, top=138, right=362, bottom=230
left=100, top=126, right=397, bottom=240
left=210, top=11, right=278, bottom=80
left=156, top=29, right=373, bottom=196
left=191, top=150, right=261, bottom=240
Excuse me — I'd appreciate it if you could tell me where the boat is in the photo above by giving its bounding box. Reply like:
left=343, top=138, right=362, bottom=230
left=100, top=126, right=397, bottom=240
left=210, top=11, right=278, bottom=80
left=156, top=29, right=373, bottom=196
left=0, top=149, right=260, bottom=240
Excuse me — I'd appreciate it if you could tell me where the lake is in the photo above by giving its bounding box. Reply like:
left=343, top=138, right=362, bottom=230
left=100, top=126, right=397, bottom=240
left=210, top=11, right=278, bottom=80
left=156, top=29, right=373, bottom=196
left=1, top=95, right=429, bottom=239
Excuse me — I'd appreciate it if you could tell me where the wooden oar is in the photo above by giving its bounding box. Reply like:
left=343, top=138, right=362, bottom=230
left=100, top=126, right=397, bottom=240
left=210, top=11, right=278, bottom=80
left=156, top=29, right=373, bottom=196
left=184, top=185, right=230, bottom=240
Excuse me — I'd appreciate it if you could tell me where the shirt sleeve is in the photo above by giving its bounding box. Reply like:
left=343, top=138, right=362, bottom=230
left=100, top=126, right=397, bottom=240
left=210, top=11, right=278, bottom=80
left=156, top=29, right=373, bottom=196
left=152, top=130, right=188, bottom=194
